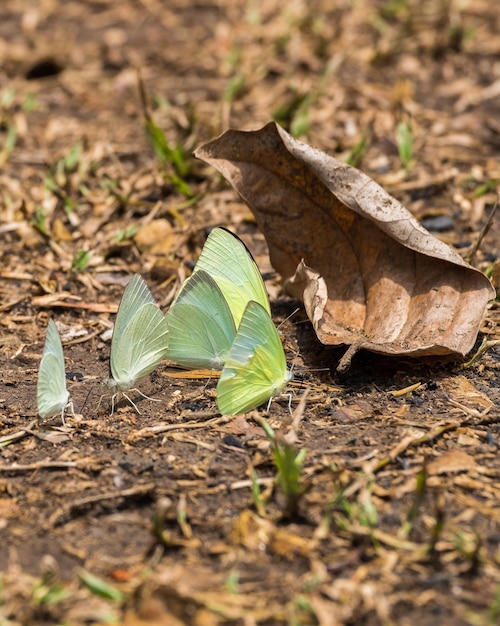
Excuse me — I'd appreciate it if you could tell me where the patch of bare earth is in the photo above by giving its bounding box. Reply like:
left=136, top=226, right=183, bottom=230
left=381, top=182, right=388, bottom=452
left=0, top=1, right=499, bottom=624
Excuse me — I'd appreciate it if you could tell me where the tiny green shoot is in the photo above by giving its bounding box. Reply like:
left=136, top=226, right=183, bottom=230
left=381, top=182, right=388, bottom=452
left=223, top=75, right=246, bottom=103
left=71, top=249, right=92, bottom=273
left=114, top=225, right=139, bottom=243
left=32, top=578, right=70, bottom=606
left=77, top=570, right=125, bottom=602
left=143, top=116, right=192, bottom=197
left=396, top=120, right=413, bottom=170
left=224, top=571, right=240, bottom=593
left=346, top=129, right=371, bottom=168
left=488, top=583, right=500, bottom=625
left=400, top=466, right=427, bottom=539
left=0, top=123, right=17, bottom=165
left=250, top=467, right=267, bottom=517
left=259, top=418, right=307, bottom=518
left=31, top=206, right=49, bottom=236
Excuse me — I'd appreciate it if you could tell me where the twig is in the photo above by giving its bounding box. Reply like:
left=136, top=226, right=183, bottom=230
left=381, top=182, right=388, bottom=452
left=48, top=483, right=156, bottom=528
left=466, top=197, right=498, bottom=265
left=127, top=415, right=230, bottom=441
left=0, top=460, right=78, bottom=473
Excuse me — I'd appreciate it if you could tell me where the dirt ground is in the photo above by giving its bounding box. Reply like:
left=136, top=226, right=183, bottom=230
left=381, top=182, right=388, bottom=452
left=0, top=1, right=500, bottom=624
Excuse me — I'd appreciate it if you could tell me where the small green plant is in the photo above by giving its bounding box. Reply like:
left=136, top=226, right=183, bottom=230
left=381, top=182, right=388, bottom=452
left=31, top=206, right=49, bottom=236
left=22, top=91, right=37, bottom=112
left=71, top=249, right=92, bottom=273
left=488, top=583, right=500, bottom=625
left=338, top=492, right=378, bottom=530
left=224, top=571, right=240, bottom=593
left=77, top=570, right=125, bottom=602
left=250, top=467, right=267, bottom=517
left=0, top=123, right=17, bottom=165
left=400, top=467, right=427, bottom=539
left=43, top=141, right=92, bottom=226
left=259, top=418, right=307, bottom=518
left=31, top=568, right=71, bottom=607
left=114, top=225, right=139, bottom=243
left=345, top=129, right=371, bottom=168
left=396, top=120, right=413, bottom=170
left=223, top=75, right=246, bottom=104
left=473, top=179, right=499, bottom=197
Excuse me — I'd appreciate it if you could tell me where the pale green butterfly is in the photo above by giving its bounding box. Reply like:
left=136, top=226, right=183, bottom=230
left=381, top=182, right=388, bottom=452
left=192, top=227, right=271, bottom=328
left=103, top=274, right=169, bottom=414
left=216, top=300, right=292, bottom=415
left=37, top=319, right=74, bottom=424
left=165, top=269, right=236, bottom=370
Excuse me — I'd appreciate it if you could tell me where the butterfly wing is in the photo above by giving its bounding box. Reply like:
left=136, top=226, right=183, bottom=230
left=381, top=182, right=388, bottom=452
left=166, top=269, right=236, bottom=370
left=112, top=274, right=157, bottom=352
left=193, top=227, right=270, bottom=327
left=216, top=301, right=291, bottom=415
left=110, top=302, right=170, bottom=390
left=37, top=320, right=70, bottom=418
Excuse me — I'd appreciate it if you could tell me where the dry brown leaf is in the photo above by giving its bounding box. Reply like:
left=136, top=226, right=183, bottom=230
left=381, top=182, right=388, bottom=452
left=195, top=123, right=494, bottom=368
left=427, top=450, right=478, bottom=476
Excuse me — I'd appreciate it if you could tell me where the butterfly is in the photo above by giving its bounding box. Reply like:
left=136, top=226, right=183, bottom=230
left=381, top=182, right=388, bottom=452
left=165, top=269, right=236, bottom=370
left=37, top=319, right=74, bottom=424
left=103, top=274, right=169, bottom=414
left=191, top=227, right=270, bottom=327
left=216, top=300, right=292, bottom=415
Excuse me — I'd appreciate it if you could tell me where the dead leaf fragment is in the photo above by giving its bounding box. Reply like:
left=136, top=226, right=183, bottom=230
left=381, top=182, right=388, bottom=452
left=427, top=450, right=477, bottom=476
left=195, top=123, right=494, bottom=365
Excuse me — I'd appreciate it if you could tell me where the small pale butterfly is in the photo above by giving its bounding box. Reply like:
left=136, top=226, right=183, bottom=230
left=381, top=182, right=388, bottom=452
left=166, top=269, right=236, bottom=370
left=191, top=227, right=271, bottom=327
left=216, top=301, right=292, bottom=415
left=37, top=320, right=74, bottom=424
left=103, top=274, right=169, bottom=414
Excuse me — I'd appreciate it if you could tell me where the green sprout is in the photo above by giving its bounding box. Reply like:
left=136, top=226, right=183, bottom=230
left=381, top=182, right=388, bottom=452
left=223, top=75, right=246, bottom=103
left=396, top=120, right=413, bottom=170
left=224, top=571, right=240, bottom=593
left=31, top=206, right=49, bottom=236
left=22, top=92, right=37, bottom=112
left=32, top=579, right=70, bottom=606
left=143, top=116, right=192, bottom=197
left=0, top=123, right=17, bottom=165
left=77, top=570, right=125, bottom=602
left=488, top=583, right=500, bottom=625
left=259, top=418, right=307, bottom=518
left=71, top=249, right=92, bottom=273
left=400, top=467, right=427, bottom=539
left=250, top=467, right=267, bottom=517
left=346, top=129, right=371, bottom=168
left=114, top=225, right=139, bottom=243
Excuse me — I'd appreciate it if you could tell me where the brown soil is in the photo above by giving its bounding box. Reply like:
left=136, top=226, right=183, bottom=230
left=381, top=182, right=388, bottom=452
left=0, top=1, right=499, bottom=624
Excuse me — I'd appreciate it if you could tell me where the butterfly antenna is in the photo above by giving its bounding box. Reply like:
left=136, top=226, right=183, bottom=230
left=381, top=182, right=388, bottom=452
left=121, top=388, right=161, bottom=415
left=122, top=392, right=141, bottom=414
left=80, top=386, right=94, bottom=413
left=276, top=307, right=301, bottom=332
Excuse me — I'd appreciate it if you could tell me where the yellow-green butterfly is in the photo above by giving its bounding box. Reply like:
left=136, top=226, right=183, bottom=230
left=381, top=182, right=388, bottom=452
left=104, top=274, right=169, bottom=413
left=216, top=300, right=292, bottom=415
left=165, top=269, right=236, bottom=370
left=192, top=227, right=270, bottom=328
left=37, top=319, right=74, bottom=423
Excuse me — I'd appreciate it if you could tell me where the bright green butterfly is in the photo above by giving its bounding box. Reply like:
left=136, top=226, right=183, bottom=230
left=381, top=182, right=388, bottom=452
left=165, top=269, right=236, bottom=370
left=192, top=227, right=270, bottom=328
left=216, top=300, right=292, bottom=415
left=37, top=319, right=74, bottom=423
left=104, top=274, right=169, bottom=413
